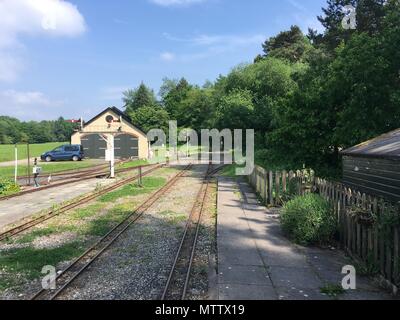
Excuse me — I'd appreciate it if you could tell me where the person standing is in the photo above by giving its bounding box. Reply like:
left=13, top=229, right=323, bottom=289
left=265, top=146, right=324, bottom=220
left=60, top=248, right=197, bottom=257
left=33, top=158, right=40, bottom=188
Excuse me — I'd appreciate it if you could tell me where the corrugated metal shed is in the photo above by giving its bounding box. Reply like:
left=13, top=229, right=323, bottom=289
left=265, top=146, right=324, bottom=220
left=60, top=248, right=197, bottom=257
left=341, top=129, right=400, bottom=203
left=341, top=129, right=400, bottom=160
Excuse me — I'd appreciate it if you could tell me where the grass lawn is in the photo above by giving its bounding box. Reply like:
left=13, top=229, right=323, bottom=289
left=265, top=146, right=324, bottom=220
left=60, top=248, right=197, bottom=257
left=117, top=159, right=148, bottom=170
left=0, top=142, right=68, bottom=162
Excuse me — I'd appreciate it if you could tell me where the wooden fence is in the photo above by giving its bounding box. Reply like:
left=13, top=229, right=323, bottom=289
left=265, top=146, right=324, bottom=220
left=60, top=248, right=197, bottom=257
left=248, top=165, right=400, bottom=294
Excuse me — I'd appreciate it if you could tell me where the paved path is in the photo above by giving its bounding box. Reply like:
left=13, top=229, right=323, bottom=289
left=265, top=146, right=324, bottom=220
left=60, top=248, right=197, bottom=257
left=217, top=177, right=395, bottom=300
left=0, top=159, right=31, bottom=167
left=0, top=178, right=115, bottom=230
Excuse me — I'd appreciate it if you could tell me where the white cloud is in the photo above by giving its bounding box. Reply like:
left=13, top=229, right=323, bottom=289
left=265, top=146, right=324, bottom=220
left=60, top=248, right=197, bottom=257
left=160, top=52, right=176, bottom=62
left=0, top=89, right=64, bottom=119
left=161, top=32, right=266, bottom=62
left=149, top=0, right=206, bottom=7
left=164, top=33, right=265, bottom=47
left=0, top=0, right=86, bottom=82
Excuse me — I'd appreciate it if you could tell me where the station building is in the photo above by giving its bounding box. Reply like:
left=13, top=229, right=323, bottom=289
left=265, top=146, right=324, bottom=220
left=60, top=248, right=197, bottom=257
left=71, top=107, right=149, bottom=160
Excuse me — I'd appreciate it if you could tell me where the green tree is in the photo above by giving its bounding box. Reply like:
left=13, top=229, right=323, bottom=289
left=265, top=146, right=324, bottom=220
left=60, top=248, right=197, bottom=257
left=178, top=88, right=216, bottom=131
left=262, top=26, right=313, bottom=63
left=162, top=78, right=192, bottom=121
left=123, top=83, right=157, bottom=114
left=317, top=0, right=386, bottom=51
left=128, top=106, right=170, bottom=134
left=216, top=89, right=254, bottom=130
left=159, top=77, right=178, bottom=100
left=214, top=58, right=297, bottom=147
left=267, top=1, right=400, bottom=177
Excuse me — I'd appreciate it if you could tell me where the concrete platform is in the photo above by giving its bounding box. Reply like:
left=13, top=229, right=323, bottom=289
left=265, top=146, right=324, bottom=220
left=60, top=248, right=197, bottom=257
left=0, top=177, right=115, bottom=230
left=217, top=177, right=395, bottom=300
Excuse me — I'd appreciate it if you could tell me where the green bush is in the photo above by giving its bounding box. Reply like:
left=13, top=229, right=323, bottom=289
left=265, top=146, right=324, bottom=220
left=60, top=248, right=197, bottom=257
left=0, top=178, right=20, bottom=196
left=281, top=194, right=336, bottom=245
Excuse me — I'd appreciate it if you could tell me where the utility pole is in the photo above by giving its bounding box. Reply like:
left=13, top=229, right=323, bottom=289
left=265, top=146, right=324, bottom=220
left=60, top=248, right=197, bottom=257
left=14, top=144, right=18, bottom=183
left=27, top=143, right=31, bottom=186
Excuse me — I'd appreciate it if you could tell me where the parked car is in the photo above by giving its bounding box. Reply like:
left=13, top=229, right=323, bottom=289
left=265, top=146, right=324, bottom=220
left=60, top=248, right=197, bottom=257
left=41, top=145, right=84, bottom=162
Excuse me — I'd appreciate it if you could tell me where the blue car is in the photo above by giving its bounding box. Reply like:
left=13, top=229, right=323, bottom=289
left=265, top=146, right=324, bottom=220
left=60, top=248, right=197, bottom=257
left=41, top=145, right=84, bottom=162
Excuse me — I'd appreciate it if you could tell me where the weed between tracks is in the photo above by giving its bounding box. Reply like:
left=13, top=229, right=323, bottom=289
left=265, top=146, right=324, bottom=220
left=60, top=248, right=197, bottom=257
left=0, top=170, right=176, bottom=298
left=99, top=177, right=165, bottom=202
left=186, top=180, right=218, bottom=300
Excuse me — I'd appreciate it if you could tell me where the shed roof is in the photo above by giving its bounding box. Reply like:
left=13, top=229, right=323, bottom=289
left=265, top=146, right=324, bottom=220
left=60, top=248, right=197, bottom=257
left=341, top=129, right=400, bottom=160
left=83, top=106, right=146, bottom=136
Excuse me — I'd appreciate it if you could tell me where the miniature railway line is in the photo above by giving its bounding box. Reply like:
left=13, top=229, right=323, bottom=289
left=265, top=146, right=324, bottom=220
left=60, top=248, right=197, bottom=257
left=0, top=162, right=155, bottom=201
left=16, top=160, right=124, bottom=182
left=0, top=164, right=163, bottom=241
left=161, top=164, right=222, bottom=300
left=31, top=164, right=193, bottom=301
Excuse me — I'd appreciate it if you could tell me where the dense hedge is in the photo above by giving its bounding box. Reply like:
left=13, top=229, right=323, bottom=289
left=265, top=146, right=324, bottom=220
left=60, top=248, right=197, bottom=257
left=281, top=194, right=336, bottom=245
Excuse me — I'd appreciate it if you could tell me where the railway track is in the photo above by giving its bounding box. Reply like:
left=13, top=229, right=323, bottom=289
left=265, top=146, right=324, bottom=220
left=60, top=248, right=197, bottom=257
left=31, top=164, right=193, bottom=301
left=161, top=164, right=221, bottom=300
left=16, top=160, right=124, bottom=182
left=0, top=164, right=162, bottom=241
left=0, top=163, right=155, bottom=201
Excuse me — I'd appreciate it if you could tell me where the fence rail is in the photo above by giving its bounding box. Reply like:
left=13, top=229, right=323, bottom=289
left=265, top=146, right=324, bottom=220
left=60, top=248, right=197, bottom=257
left=248, top=165, right=400, bottom=294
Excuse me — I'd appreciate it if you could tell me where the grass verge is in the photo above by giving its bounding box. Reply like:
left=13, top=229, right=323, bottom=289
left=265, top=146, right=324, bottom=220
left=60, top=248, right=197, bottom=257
left=0, top=174, right=168, bottom=294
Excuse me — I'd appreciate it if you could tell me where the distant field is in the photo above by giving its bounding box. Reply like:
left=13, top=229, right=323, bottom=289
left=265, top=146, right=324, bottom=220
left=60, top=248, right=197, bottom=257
left=0, top=142, right=68, bottom=162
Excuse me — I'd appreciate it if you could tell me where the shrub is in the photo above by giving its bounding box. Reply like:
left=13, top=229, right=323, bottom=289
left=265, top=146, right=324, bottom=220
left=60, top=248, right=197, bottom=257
left=281, top=194, right=336, bottom=245
left=0, top=178, right=20, bottom=196
left=279, top=178, right=300, bottom=204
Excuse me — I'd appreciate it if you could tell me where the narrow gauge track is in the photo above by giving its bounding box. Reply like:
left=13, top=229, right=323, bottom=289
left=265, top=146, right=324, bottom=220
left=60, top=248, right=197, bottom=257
left=0, top=163, right=156, bottom=201
left=0, top=164, right=162, bottom=242
left=31, top=164, right=193, bottom=301
left=161, top=164, right=222, bottom=300
left=16, top=159, right=125, bottom=182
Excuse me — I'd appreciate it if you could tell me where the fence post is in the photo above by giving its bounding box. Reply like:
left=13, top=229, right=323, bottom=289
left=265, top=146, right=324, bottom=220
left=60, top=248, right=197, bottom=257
left=268, top=171, right=274, bottom=206
left=282, top=171, right=287, bottom=193
left=275, top=171, right=280, bottom=204
left=263, top=170, right=268, bottom=204
left=393, top=228, right=399, bottom=285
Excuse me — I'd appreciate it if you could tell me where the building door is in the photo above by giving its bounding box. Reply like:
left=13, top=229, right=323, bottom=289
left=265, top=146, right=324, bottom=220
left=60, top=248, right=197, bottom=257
left=81, top=134, right=107, bottom=159
left=114, top=134, right=139, bottom=159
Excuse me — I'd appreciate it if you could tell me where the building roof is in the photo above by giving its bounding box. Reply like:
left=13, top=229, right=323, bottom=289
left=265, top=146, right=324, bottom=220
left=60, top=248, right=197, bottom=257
left=341, top=129, right=400, bottom=160
left=83, top=106, right=146, bottom=136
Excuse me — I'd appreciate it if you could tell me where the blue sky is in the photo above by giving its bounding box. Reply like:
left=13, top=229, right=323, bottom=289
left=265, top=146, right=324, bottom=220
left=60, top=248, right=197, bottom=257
left=0, top=0, right=327, bottom=121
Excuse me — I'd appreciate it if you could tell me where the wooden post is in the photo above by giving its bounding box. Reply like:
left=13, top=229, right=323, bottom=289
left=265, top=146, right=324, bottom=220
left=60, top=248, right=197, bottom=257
left=282, top=171, right=287, bottom=193
left=14, top=144, right=18, bottom=183
left=374, top=225, right=379, bottom=266
left=263, top=170, right=268, bottom=204
left=362, top=226, right=367, bottom=261
left=138, top=166, right=143, bottom=187
left=357, top=223, right=361, bottom=256
left=268, top=171, right=273, bottom=206
left=368, top=228, right=373, bottom=259
left=27, top=143, right=31, bottom=186
left=347, top=213, right=352, bottom=251
left=275, top=171, right=280, bottom=204
left=393, top=228, right=399, bottom=284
